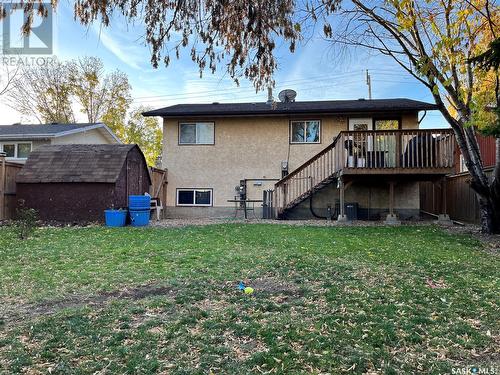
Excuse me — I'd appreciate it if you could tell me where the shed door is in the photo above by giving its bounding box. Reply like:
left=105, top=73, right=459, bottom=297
left=127, top=158, right=141, bottom=195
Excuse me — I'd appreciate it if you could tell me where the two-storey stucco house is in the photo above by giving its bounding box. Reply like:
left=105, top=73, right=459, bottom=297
left=144, top=97, right=455, bottom=221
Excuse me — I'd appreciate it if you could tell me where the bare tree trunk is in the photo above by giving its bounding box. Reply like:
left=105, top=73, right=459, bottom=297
left=469, top=137, right=500, bottom=233
left=451, top=118, right=500, bottom=233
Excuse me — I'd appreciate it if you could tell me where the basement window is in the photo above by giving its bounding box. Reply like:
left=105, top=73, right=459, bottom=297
left=290, top=120, right=320, bottom=143
left=177, top=189, right=213, bottom=206
left=179, top=122, right=215, bottom=144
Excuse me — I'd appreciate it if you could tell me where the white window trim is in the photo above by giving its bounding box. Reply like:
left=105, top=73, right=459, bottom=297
left=348, top=118, right=373, bottom=131
left=179, top=122, right=215, bottom=145
left=0, top=141, right=32, bottom=159
left=290, top=120, right=321, bottom=144
left=176, top=188, right=213, bottom=207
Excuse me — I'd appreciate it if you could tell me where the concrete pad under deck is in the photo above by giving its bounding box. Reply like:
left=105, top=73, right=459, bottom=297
left=384, top=214, right=402, bottom=225
left=435, top=214, right=454, bottom=226
left=337, top=214, right=352, bottom=224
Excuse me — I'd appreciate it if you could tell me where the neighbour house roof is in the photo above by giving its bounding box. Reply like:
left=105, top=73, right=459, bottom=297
left=0, top=122, right=121, bottom=143
left=16, top=144, right=146, bottom=184
left=143, top=98, right=438, bottom=118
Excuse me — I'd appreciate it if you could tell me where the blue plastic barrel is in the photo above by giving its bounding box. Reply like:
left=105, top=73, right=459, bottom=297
left=104, top=209, right=127, bottom=227
left=129, top=209, right=150, bottom=227
left=129, top=195, right=151, bottom=210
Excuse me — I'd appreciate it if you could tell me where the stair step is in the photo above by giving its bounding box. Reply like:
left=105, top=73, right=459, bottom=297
left=282, top=176, right=340, bottom=213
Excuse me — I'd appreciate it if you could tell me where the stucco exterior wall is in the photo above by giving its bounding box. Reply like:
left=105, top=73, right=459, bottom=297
left=162, top=112, right=420, bottom=218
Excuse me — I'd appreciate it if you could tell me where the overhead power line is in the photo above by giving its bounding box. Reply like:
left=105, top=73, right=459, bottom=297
left=131, top=69, right=423, bottom=101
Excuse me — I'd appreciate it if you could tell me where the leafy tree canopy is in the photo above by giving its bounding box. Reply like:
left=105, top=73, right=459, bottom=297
left=123, top=107, right=162, bottom=166
left=1, top=0, right=307, bottom=91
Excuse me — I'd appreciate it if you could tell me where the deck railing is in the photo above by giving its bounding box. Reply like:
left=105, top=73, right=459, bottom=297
left=274, top=129, right=455, bottom=214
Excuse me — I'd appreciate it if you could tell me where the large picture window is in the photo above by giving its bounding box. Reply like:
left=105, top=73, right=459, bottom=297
left=179, top=122, right=214, bottom=145
left=176, top=189, right=213, bottom=206
left=290, top=120, right=320, bottom=143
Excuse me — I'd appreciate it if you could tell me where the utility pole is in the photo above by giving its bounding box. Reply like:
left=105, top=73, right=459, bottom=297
left=366, top=69, right=372, bottom=100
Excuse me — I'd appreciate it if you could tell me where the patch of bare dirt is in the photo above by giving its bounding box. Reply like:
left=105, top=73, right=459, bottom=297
left=0, top=283, right=177, bottom=327
left=249, top=277, right=301, bottom=296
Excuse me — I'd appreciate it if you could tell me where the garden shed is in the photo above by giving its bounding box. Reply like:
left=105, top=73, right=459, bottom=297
left=16, top=144, right=151, bottom=222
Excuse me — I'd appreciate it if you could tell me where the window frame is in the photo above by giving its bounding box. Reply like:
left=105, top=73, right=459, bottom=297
left=178, top=121, right=215, bottom=145
left=176, top=188, right=213, bottom=207
left=372, top=117, right=402, bottom=130
left=289, top=120, right=321, bottom=144
left=0, top=141, right=32, bottom=159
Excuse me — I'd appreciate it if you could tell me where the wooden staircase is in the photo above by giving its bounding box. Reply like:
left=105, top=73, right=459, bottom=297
left=274, top=129, right=456, bottom=218
left=274, top=133, right=344, bottom=218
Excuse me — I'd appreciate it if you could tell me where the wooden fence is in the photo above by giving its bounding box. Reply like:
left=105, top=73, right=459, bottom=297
left=0, top=155, right=24, bottom=220
left=420, top=168, right=493, bottom=224
left=149, top=167, right=168, bottom=218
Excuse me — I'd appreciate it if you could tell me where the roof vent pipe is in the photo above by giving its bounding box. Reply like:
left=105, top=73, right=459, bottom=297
left=266, top=87, right=273, bottom=105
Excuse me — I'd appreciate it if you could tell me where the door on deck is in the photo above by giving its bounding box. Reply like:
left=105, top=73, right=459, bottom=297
left=348, top=118, right=373, bottom=167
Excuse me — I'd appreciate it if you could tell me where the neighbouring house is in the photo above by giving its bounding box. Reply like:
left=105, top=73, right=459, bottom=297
left=16, top=144, right=151, bottom=222
left=0, top=123, right=121, bottom=163
left=143, top=95, right=456, bottom=221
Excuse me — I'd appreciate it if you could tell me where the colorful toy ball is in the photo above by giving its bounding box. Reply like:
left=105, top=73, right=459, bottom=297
left=244, top=287, right=254, bottom=294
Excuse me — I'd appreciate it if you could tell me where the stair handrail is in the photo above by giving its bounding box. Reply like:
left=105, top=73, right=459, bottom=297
left=275, top=132, right=343, bottom=189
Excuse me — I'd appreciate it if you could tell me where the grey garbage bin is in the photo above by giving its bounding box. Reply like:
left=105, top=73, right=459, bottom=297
left=345, top=203, right=359, bottom=220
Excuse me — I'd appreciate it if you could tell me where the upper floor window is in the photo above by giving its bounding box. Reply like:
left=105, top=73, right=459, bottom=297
left=290, top=120, right=320, bottom=143
left=0, top=142, right=32, bottom=159
left=179, top=122, right=214, bottom=145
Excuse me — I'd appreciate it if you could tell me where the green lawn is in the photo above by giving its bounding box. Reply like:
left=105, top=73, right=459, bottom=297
left=0, top=224, right=498, bottom=374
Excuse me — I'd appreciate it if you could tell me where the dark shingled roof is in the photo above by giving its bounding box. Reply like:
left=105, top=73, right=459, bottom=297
left=0, top=123, right=104, bottom=137
left=17, top=144, right=141, bottom=183
left=143, top=98, right=438, bottom=118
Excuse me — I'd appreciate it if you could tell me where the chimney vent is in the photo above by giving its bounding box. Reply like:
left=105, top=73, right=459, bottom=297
left=266, top=87, right=273, bottom=105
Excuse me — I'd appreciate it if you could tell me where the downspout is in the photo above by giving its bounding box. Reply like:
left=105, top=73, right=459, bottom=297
left=418, top=110, right=427, bottom=125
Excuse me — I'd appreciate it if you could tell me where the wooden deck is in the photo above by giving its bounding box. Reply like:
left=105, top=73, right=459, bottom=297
left=274, top=129, right=456, bottom=215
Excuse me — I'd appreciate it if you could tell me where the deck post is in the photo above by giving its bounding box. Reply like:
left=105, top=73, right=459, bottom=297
left=337, top=177, right=349, bottom=222
left=389, top=181, right=395, bottom=216
left=0, top=153, right=5, bottom=220
left=384, top=181, right=401, bottom=225
left=436, top=177, right=453, bottom=226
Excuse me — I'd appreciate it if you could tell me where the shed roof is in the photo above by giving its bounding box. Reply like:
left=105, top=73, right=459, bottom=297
left=142, top=98, right=438, bottom=118
left=16, top=144, right=145, bottom=183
